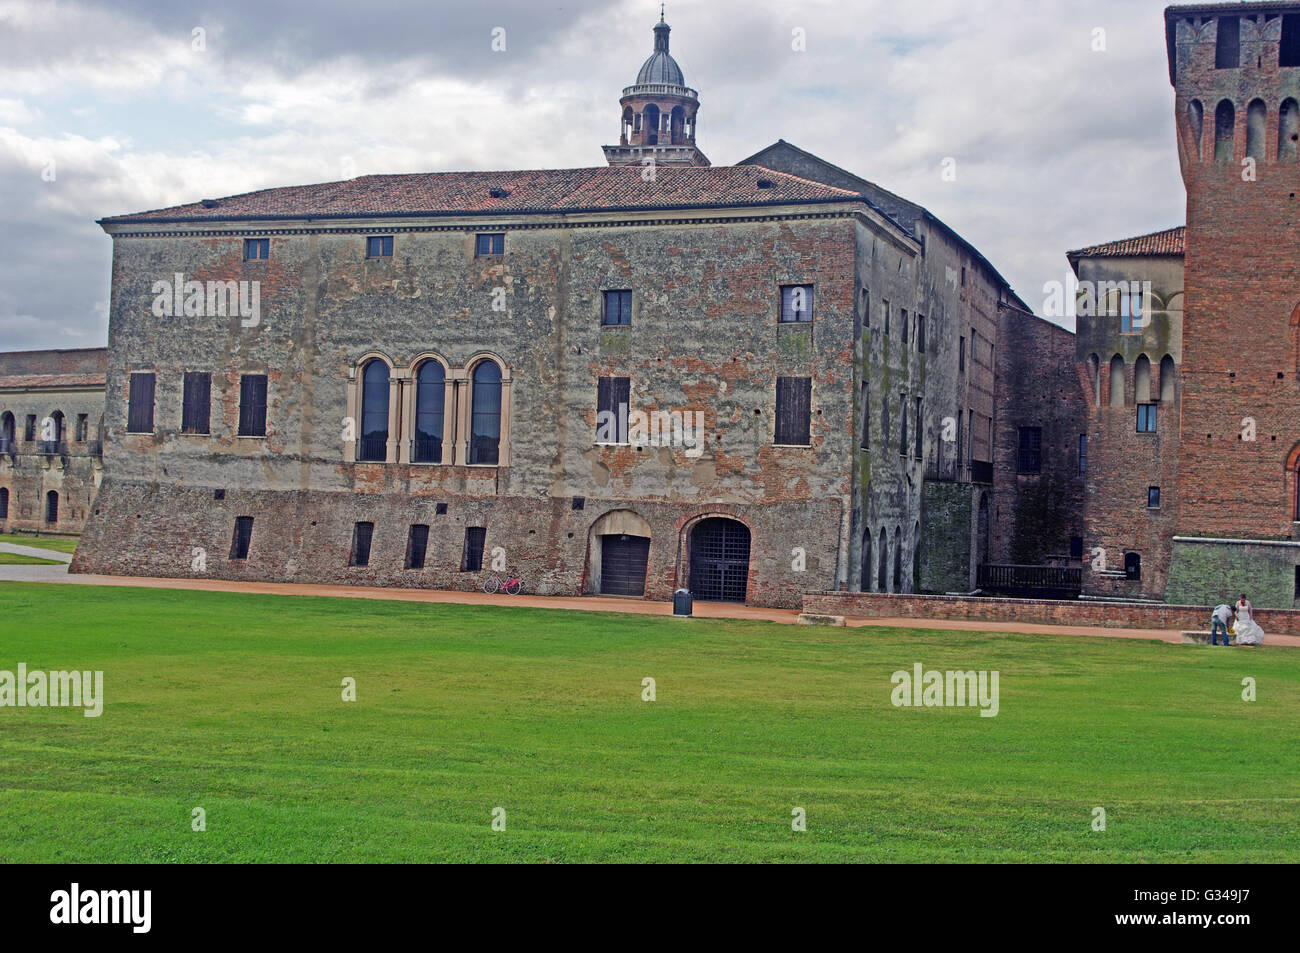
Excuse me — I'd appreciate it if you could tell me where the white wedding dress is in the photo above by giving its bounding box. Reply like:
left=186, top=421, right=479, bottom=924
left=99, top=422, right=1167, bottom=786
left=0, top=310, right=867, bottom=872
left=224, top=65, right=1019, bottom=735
left=1234, top=603, right=1265, bottom=645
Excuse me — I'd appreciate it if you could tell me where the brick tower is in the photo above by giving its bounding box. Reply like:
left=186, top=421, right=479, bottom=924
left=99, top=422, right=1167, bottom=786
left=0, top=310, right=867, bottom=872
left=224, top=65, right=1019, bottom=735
left=602, top=8, right=709, bottom=167
left=1165, top=4, right=1300, bottom=607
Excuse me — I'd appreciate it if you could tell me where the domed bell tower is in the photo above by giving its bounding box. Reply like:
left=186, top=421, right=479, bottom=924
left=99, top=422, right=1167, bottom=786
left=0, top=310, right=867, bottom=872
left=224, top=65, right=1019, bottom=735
left=603, top=9, right=709, bottom=167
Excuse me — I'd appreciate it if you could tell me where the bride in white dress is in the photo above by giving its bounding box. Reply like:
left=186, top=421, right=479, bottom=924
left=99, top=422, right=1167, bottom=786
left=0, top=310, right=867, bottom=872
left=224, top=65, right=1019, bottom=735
left=1234, top=597, right=1265, bottom=646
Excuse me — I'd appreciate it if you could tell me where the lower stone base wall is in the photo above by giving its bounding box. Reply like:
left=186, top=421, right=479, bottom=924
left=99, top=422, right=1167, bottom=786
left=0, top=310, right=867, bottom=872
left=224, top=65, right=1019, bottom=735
left=802, top=591, right=1300, bottom=635
left=69, top=480, right=842, bottom=609
left=0, top=455, right=100, bottom=535
left=1166, top=537, right=1300, bottom=609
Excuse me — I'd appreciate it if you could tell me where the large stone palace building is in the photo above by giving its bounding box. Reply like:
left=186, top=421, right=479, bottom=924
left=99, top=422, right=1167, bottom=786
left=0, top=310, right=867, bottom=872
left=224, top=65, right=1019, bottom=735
left=64, top=13, right=1077, bottom=606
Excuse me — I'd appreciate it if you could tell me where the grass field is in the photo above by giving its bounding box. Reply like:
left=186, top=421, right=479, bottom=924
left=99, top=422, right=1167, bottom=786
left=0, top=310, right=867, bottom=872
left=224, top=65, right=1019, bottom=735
left=0, top=581, right=1297, bottom=863
left=0, top=552, right=65, bottom=565
left=0, top=533, right=78, bottom=554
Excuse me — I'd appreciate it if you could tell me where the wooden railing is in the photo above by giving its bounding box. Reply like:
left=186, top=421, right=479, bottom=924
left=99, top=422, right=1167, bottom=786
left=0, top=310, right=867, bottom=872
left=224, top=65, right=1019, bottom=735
left=977, top=564, right=1082, bottom=600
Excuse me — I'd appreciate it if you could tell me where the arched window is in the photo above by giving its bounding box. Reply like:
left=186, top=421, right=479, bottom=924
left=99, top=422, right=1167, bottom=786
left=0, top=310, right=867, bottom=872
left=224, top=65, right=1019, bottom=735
left=49, top=410, right=64, bottom=445
left=877, top=527, right=888, bottom=592
left=1280, top=99, right=1299, bottom=160
left=358, top=359, right=390, bottom=462
left=1188, top=99, right=1204, bottom=160
left=1246, top=98, right=1267, bottom=160
left=643, top=104, right=660, bottom=145
left=1087, top=354, right=1101, bottom=406
left=1159, top=355, right=1176, bottom=402
left=861, top=527, right=873, bottom=592
left=0, top=411, right=14, bottom=450
left=1109, top=355, right=1126, bottom=408
left=892, top=526, right=902, bottom=592
left=413, top=360, right=446, bottom=464
left=1214, top=99, right=1235, bottom=163
left=45, top=490, right=58, bottom=525
left=1135, top=355, right=1152, bottom=403
left=0, top=487, right=8, bottom=520
left=1124, top=552, right=1141, bottom=581
left=469, top=360, right=502, bottom=465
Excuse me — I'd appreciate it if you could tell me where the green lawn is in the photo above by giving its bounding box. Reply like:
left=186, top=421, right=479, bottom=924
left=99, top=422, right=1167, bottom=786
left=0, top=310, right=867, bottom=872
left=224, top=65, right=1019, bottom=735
left=0, top=581, right=1297, bottom=863
left=0, top=533, right=78, bottom=554
left=0, top=552, right=65, bottom=565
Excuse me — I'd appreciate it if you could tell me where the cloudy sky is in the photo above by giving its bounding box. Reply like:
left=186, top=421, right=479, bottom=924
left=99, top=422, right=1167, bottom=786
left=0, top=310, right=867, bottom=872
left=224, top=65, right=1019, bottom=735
left=0, top=0, right=1185, bottom=350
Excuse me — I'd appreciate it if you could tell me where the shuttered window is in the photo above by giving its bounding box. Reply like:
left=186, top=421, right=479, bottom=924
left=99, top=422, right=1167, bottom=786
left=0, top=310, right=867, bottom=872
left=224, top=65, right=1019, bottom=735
left=775, top=377, right=811, bottom=446
left=181, top=372, right=211, bottom=434
left=596, top=377, right=631, bottom=444
left=127, top=372, right=155, bottom=434
left=238, top=374, right=268, bottom=437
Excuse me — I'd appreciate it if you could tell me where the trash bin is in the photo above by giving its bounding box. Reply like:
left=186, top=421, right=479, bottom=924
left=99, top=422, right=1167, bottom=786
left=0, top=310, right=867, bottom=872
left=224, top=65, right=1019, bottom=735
left=673, top=588, right=693, bottom=617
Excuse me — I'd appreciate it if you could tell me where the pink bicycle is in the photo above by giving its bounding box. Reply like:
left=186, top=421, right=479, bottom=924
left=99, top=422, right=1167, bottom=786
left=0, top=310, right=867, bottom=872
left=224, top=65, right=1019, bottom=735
left=482, top=572, right=522, bottom=595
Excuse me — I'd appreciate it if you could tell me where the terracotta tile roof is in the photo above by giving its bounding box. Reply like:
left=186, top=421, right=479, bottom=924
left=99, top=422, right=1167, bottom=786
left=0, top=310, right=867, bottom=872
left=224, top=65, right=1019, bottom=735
left=101, top=166, right=864, bottom=225
left=1067, top=226, right=1185, bottom=260
left=0, top=373, right=106, bottom=390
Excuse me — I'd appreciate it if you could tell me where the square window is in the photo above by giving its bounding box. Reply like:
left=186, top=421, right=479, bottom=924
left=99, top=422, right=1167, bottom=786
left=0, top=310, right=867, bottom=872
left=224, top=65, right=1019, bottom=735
left=1148, top=486, right=1161, bottom=508
left=780, top=284, right=813, bottom=323
left=1137, top=404, right=1157, bottom=433
left=435, top=502, right=448, bottom=515
left=475, top=233, right=505, bottom=256
left=244, top=238, right=269, bottom=261
left=366, top=236, right=393, bottom=258
left=572, top=497, right=585, bottom=511
left=602, top=290, right=632, bottom=326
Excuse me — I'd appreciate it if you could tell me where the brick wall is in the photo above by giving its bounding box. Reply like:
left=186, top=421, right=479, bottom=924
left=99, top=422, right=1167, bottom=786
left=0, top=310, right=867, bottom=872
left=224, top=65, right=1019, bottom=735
left=803, top=589, right=1300, bottom=635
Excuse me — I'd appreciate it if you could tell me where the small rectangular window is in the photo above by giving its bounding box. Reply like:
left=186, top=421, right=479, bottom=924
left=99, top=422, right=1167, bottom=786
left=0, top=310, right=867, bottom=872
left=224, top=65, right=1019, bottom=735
left=461, top=526, right=487, bottom=572
left=127, top=372, right=155, bottom=434
left=914, top=397, right=923, bottom=458
left=1283, top=14, right=1300, bottom=67
left=1294, top=565, right=1300, bottom=599
left=596, top=377, right=631, bottom=444
left=779, top=284, right=814, bottom=323
left=775, top=376, right=812, bottom=446
left=861, top=288, right=870, bottom=328
left=181, top=371, right=211, bottom=434
left=1018, top=426, right=1042, bottom=474
left=901, top=310, right=909, bottom=345
left=603, top=290, right=632, bottom=326
left=350, top=521, right=374, bottom=567
left=900, top=392, right=909, bottom=456
left=475, top=233, right=505, bottom=256
left=238, top=374, right=268, bottom=437
left=1216, top=16, right=1240, bottom=69
left=24, top=414, right=36, bottom=441
left=229, top=516, right=254, bottom=560
left=75, top=414, right=88, bottom=442
left=1079, top=434, right=1087, bottom=474
left=1070, top=536, right=1084, bottom=560
left=366, top=235, right=394, bottom=258
left=244, top=238, right=269, bottom=261
left=860, top=383, right=870, bottom=450
left=1119, top=291, right=1143, bottom=332
left=958, top=337, right=966, bottom=373
left=1148, top=486, right=1161, bottom=509
left=883, top=300, right=891, bottom=335
left=916, top=314, right=925, bottom=353
left=1137, top=404, right=1158, bottom=433
left=405, top=524, right=429, bottom=570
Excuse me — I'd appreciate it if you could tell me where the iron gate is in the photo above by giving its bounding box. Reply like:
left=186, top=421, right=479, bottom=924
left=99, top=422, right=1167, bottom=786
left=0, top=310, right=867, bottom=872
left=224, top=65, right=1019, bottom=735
left=689, top=517, right=751, bottom=602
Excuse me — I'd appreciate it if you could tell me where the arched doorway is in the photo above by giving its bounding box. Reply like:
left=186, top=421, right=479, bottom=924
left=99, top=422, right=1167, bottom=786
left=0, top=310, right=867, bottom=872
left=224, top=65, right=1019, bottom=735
left=688, top=517, right=751, bottom=602
left=860, top=527, right=873, bottom=592
left=45, top=490, right=58, bottom=525
left=591, top=510, right=652, bottom=597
